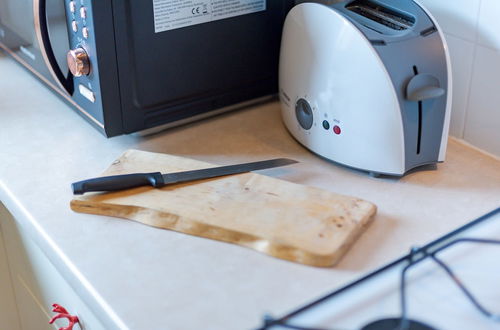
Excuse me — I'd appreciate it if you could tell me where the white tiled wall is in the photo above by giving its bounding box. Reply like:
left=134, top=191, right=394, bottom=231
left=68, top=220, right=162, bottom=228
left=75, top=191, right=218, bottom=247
left=418, top=0, right=500, bottom=157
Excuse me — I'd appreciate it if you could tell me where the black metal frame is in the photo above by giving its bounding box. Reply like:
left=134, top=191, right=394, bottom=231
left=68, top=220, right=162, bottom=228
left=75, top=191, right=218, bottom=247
left=259, top=207, right=500, bottom=330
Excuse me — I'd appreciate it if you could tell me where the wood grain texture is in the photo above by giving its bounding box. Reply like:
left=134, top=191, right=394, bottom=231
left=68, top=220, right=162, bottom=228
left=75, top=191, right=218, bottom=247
left=71, top=150, right=376, bottom=267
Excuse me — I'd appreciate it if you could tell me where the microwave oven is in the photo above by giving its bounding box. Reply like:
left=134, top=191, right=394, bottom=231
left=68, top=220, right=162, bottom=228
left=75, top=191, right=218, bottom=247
left=0, top=0, right=292, bottom=137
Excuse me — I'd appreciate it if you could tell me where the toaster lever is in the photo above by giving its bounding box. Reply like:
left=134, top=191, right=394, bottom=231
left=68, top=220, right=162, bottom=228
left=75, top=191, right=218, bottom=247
left=406, top=73, right=445, bottom=102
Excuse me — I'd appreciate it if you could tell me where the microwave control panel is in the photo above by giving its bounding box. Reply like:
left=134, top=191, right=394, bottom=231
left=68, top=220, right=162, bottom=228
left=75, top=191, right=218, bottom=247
left=65, top=0, right=104, bottom=125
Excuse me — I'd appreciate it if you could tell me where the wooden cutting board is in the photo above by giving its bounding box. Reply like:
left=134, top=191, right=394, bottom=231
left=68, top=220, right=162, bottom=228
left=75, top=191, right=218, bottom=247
left=71, top=150, right=376, bottom=267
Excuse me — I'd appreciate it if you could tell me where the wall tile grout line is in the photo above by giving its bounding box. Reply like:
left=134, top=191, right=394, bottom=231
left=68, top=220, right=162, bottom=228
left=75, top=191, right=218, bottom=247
left=462, top=0, right=484, bottom=140
left=443, top=30, right=500, bottom=52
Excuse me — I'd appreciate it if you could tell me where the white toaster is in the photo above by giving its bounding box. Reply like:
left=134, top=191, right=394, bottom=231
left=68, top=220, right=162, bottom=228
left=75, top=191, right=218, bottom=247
left=279, top=0, right=452, bottom=176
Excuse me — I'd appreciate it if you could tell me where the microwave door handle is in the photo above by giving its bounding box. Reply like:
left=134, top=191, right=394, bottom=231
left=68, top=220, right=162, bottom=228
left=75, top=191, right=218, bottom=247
left=33, top=0, right=74, bottom=94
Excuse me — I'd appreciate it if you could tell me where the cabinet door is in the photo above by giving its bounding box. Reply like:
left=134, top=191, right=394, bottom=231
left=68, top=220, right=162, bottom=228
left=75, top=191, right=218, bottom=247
left=0, top=204, right=22, bottom=330
left=0, top=204, right=107, bottom=330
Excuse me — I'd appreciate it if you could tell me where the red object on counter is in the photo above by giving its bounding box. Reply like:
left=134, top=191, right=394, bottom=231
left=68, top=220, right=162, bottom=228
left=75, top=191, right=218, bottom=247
left=49, top=304, right=80, bottom=330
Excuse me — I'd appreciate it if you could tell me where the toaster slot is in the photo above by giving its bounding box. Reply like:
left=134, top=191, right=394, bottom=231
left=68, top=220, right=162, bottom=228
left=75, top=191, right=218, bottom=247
left=346, top=0, right=415, bottom=31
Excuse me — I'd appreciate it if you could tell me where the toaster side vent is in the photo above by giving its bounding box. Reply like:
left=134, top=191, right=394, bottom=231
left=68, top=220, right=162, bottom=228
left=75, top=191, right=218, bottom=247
left=420, top=26, right=438, bottom=37
left=346, top=0, right=415, bottom=31
left=370, top=39, right=387, bottom=46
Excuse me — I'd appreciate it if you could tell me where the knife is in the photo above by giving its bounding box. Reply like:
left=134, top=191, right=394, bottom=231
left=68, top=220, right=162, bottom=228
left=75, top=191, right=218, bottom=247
left=72, top=158, right=298, bottom=195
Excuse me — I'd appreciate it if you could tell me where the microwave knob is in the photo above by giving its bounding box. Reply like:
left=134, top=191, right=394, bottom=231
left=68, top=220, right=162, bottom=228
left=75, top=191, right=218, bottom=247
left=67, top=48, right=90, bottom=77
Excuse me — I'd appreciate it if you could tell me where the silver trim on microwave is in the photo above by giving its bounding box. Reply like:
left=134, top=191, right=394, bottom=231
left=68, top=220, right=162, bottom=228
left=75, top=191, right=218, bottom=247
left=0, top=42, right=105, bottom=129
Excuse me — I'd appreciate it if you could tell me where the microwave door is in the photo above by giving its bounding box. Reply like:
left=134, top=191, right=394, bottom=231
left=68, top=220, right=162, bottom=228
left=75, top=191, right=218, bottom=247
left=0, top=0, right=45, bottom=69
left=0, top=0, right=72, bottom=94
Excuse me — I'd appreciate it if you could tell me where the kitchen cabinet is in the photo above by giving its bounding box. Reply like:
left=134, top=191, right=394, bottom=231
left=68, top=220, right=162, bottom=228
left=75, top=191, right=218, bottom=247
left=0, top=205, right=21, bottom=330
left=0, top=203, right=106, bottom=330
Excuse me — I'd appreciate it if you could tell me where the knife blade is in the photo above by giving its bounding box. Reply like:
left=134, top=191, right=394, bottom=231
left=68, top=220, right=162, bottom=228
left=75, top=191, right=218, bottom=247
left=72, top=158, right=298, bottom=195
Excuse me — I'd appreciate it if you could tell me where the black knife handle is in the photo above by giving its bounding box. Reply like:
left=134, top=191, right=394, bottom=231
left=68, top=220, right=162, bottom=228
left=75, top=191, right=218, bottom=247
left=72, top=172, right=165, bottom=195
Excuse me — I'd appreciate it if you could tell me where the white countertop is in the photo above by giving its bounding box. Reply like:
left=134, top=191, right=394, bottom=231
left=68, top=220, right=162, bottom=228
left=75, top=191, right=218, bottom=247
left=0, top=52, right=499, bottom=330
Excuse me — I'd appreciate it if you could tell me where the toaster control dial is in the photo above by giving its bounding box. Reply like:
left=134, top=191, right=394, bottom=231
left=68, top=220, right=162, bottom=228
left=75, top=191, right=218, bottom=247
left=295, top=98, right=314, bottom=130
left=67, top=48, right=90, bottom=77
